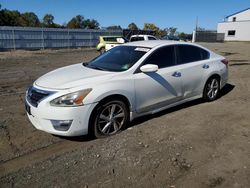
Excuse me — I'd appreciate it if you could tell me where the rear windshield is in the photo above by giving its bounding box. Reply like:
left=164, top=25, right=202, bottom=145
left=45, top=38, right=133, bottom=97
left=130, top=37, right=145, bottom=42
left=85, top=46, right=149, bottom=72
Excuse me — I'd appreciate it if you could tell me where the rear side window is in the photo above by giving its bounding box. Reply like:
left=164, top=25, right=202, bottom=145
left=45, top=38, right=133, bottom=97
left=103, top=37, right=118, bottom=42
left=143, top=46, right=175, bottom=68
left=177, top=45, right=209, bottom=64
left=200, top=48, right=210, bottom=60
left=130, top=37, right=144, bottom=42
left=148, top=37, right=156, bottom=40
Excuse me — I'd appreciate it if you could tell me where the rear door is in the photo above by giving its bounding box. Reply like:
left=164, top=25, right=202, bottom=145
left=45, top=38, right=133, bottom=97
left=134, top=45, right=183, bottom=113
left=176, top=45, right=210, bottom=98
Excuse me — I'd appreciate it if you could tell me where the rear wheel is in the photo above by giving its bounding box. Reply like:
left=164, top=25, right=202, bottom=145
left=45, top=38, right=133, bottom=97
left=91, top=100, right=129, bottom=138
left=203, top=77, right=220, bottom=101
left=100, top=47, right=105, bottom=54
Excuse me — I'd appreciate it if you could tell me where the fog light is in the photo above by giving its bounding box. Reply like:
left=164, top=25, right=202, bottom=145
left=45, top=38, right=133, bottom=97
left=51, top=120, right=73, bottom=131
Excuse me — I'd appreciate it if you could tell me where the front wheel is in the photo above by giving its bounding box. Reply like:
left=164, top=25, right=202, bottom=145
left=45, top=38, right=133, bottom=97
left=203, top=77, right=220, bottom=101
left=91, top=100, right=129, bottom=138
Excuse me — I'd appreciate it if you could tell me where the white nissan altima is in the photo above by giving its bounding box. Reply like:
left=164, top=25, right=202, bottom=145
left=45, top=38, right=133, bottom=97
left=25, top=40, right=228, bottom=138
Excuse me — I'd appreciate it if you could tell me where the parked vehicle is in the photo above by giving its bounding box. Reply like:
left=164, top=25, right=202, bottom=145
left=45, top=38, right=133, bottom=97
left=130, top=35, right=157, bottom=42
left=25, top=41, right=228, bottom=138
left=96, top=36, right=127, bottom=54
left=162, top=35, right=180, bottom=41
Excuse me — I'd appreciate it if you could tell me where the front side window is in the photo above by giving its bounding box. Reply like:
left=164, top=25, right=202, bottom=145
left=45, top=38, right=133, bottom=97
left=143, top=46, right=175, bottom=68
left=177, top=45, right=209, bottom=64
left=148, top=37, right=156, bottom=40
left=86, top=46, right=148, bottom=72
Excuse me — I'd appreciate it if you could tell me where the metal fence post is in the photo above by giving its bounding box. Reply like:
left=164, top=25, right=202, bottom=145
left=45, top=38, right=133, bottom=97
left=41, top=28, right=45, bottom=50
left=67, top=29, right=70, bottom=49
left=89, top=31, right=92, bottom=47
left=12, top=29, right=16, bottom=50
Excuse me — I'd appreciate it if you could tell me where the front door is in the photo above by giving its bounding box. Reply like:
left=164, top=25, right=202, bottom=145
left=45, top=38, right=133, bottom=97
left=134, top=45, right=183, bottom=113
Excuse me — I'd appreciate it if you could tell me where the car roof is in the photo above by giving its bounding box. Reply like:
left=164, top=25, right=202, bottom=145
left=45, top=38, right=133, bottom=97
left=130, top=34, right=155, bottom=37
left=124, top=40, right=194, bottom=48
left=100, top=36, right=122, bottom=38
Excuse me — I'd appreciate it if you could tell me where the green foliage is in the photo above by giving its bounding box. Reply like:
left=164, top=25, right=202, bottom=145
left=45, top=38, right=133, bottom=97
left=83, top=19, right=99, bottom=29
left=178, top=32, right=187, bottom=40
left=0, top=9, right=22, bottom=26
left=0, top=5, right=99, bottom=29
left=144, top=23, right=164, bottom=37
left=20, top=12, right=40, bottom=27
left=67, top=15, right=84, bottom=28
left=128, top=22, right=138, bottom=30
left=42, top=14, right=54, bottom=27
left=66, top=15, right=99, bottom=29
left=106, top=25, right=122, bottom=30
left=143, top=23, right=159, bottom=31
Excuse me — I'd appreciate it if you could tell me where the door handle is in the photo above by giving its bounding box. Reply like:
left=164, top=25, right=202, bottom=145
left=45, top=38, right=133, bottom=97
left=202, top=64, right=209, bottom=69
left=172, top=72, right=181, bottom=77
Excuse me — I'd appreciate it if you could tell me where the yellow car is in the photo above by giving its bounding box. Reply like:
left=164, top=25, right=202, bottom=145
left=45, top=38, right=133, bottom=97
left=96, top=36, right=128, bottom=54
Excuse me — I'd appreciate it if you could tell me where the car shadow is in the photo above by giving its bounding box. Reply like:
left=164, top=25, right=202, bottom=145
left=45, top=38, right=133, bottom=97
left=54, top=134, right=94, bottom=142
left=60, top=83, right=235, bottom=142
left=129, top=83, right=235, bottom=128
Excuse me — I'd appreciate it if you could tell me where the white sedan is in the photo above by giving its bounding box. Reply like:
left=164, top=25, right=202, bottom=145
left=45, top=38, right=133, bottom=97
left=25, top=40, right=228, bottom=137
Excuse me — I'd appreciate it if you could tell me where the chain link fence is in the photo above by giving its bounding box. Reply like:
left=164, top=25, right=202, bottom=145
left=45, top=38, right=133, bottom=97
left=194, top=30, right=225, bottom=42
left=0, top=26, right=123, bottom=50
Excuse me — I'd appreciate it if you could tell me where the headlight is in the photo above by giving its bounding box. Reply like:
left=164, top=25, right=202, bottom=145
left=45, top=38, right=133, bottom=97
left=50, top=89, right=92, bottom=107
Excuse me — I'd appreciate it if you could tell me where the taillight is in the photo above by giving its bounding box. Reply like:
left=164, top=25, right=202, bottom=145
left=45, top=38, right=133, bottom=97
left=221, top=59, right=229, bottom=67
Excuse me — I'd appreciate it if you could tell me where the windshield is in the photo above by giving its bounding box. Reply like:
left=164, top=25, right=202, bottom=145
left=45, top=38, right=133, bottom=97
left=85, top=46, right=149, bottom=72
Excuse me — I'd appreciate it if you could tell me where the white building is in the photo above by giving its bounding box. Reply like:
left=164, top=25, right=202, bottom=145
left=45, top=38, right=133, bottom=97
left=217, top=8, right=250, bottom=41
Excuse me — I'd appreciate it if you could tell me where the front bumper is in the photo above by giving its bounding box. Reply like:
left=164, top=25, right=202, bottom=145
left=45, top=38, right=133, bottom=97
left=25, top=99, right=98, bottom=136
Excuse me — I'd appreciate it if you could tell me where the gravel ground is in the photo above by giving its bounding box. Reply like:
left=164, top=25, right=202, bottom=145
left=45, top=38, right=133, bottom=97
left=0, top=42, right=249, bottom=188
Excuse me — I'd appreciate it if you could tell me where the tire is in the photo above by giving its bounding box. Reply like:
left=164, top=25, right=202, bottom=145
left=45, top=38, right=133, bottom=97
left=90, top=100, right=129, bottom=138
left=100, top=47, right=105, bottom=54
left=203, top=77, right=220, bottom=101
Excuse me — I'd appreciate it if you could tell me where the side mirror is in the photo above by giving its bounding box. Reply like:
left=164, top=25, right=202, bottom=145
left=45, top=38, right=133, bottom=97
left=116, top=38, right=125, bottom=43
left=140, top=64, right=158, bottom=73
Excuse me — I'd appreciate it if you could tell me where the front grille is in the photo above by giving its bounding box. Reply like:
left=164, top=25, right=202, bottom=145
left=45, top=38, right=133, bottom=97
left=26, top=86, right=54, bottom=107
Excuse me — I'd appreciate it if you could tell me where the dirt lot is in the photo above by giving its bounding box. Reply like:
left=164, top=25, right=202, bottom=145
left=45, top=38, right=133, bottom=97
left=0, top=43, right=249, bottom=188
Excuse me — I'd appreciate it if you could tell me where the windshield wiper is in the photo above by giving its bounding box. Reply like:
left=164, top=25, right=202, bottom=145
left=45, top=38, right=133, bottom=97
left=82, top=62, right=89, bottom=66
left=87, top=64, right=107, bottom=71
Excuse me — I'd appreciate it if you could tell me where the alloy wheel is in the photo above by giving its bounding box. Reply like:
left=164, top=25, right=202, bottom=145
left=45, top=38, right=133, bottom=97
left=206, top=78, right=219, bottom=100
left=97, top=103, right=125, bottom=135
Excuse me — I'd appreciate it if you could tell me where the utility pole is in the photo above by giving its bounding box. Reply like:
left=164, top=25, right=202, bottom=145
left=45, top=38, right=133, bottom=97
left=195, top=16, right=199, bottom=31
left=192, top=16, right=198, bottom=43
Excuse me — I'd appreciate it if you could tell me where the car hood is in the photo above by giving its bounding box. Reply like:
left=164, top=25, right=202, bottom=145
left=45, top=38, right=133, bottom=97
left=35, top=63, right=115, bottom=90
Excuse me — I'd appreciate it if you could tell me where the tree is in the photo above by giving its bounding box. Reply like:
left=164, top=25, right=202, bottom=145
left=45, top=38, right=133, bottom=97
left=0, top=9, right=22, bottom=26
left=128, top=22, right=138, bottom=30
left=83, top=19, right=99, bottom=29
left=143, top=23, right=159, bottom=31
left=164, top=27, right=177, bottom=36
left=106, top=25, right=122, bottom=30
left=20, top=12, right=40, bottom=27
left=178, top=32, right=187, bottom=40
left=143, top=23, right=162, bottom=37
left=67, top=15, right=84, bottom=28
left=42, top=14, right=54, bottom=27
